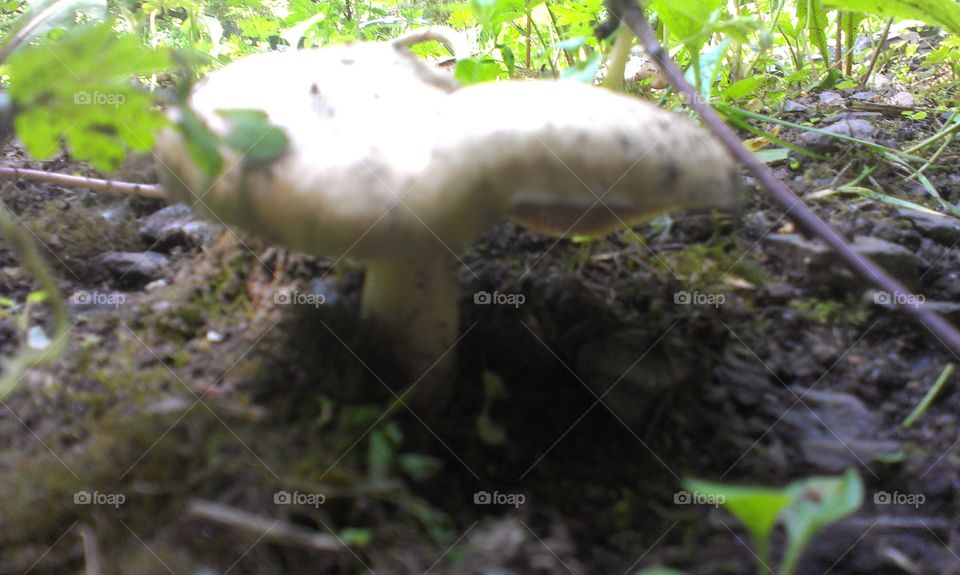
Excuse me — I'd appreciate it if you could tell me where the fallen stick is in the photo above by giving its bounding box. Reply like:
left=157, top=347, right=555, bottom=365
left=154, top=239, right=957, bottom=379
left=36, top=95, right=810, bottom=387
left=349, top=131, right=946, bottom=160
left=186, top=499, right=342, bottom=552
left=604, top=0, right=960, bottom=357
left=0, top=167, right=166, bottom=199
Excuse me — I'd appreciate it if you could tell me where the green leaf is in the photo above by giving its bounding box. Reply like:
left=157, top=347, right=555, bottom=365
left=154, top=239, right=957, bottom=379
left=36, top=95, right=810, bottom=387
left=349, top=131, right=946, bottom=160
left=822, top=0, right=960, bottom=37
left=684, top=478, right=793, bottom=566
left=779, top=469, right=864, bottom=575
left=797, top=0, right=831, bottom=64
left=454, top=57, right=503, bottom=84
left=722, top=76, right=764, bottom=100
left=7, top=22, right=170, bottom=171
left=397, top=453, right=444, bottom=482
left=339, top=528, right=372, bottom=547
left=650, top=0, right=723, bottom=51
left=560, top=51, right=602, bottom=82
left=216, top=108, right=289, bottom=164
left=755, top=148, right=791, bottom=164
left=177, top=106, right=223, bottom=179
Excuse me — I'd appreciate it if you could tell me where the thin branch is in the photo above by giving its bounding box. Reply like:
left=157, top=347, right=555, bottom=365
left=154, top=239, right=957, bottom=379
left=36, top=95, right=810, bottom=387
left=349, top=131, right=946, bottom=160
left=605, top=0, right=960, bottom=357
left=186, top=499, right=342, bottom=552
left=860, top=18, right=893, bottom=89
left=0, top=167, right=166, bottom=198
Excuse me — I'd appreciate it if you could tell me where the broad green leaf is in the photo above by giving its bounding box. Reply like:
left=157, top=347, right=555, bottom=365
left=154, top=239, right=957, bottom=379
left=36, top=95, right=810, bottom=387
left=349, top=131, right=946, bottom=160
left=650, top=0, right=723, bottom=50
left=823, top=0, right=960, bottom=36
left=684, top=478, right=793, bottom=566
left=560, top=51, right=602, bottom=82
left=779, top=469, right=864, bottom=575
left=177, top=106, right=223, bottom=179
left=455, top=57, right=503, bottom=84
left=797, top=0, right=831, bottom=64
left=216, top=108, right=289, bottom=164
left=7, top=22, right=170, bottom=171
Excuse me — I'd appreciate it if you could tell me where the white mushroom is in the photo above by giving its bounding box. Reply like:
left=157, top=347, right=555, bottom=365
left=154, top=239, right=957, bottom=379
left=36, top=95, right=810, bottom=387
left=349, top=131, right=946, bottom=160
left=156, top=37, right=740, bottom=377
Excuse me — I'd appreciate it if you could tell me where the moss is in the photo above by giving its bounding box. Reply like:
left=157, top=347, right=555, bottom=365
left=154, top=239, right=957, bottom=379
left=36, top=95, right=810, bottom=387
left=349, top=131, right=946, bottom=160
left=788, top=296, right=869, bottom=326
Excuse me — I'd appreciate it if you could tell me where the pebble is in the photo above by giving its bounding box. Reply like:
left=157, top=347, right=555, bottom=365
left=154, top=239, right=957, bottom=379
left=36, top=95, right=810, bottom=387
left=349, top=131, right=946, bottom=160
left=818, top=91, right=844, bottom=106
left=764, top=234, right=928, bottom=286
left=140, top=203, right=222, bottom=250
left=894, top=208, right=960, bottom=246
left=890, top=91, right=916, bottom=107
left=783, top=99, right=809, bottom=112
left=800, top=118, right=877, bottom=150
left=95, top=251, right=170, bottom=285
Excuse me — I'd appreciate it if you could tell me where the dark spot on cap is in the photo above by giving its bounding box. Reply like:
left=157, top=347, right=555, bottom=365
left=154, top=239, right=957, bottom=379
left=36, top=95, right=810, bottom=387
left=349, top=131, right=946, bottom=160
left=310, top=83, right=319, bottom=95
left=662, top=161, right=680, bottom=187
left=616, top=133, right=631, bottom=151
left=342, top=58, right=354, bottom=65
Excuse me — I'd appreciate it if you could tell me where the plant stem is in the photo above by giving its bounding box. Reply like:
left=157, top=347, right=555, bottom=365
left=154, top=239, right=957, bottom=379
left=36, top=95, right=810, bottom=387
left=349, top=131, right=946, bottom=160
left=859, top=18, right=893, bottom=88
left=603, top=25, right=634, bottom=91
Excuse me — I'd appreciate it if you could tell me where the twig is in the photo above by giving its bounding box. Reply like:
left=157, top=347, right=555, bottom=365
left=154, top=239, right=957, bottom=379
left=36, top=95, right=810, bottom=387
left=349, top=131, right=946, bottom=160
left=860, top=18, right=893, bottom=89
left=0, top=167, right=165, bottom=198
left=76, top=524, right=103, bottom=575
left=606, top=0, right=960, bottom=357
left=187, top=499, right=342, bottom=552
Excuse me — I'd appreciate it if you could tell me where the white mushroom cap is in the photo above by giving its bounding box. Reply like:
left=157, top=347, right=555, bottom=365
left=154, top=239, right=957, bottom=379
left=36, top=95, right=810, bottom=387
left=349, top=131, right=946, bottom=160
left=429, top=80, right=741, bottom=237
left=157, top=41, right=507, bottom=261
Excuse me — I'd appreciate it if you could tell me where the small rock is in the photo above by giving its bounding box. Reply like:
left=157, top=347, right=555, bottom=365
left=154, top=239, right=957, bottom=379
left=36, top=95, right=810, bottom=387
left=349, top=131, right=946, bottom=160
left=800, top=118, right=877, bottom=151
left=308, top=277, right=339, bottom=307
left=764, top=234, right=928, bottom=286
left=818, top=91, right=844, bottom=106
left=206, top=330, right=225, bottom=343
left=782, top=388, right=901, bottom=472
left=783, top=100, right=809, bottom=113
left=851, top=91, right=877, bottom=101
left=145, top=279, right=169, bottom=292
left=889, top=91, right=916, bottom=107
left=95, top=251, right=169, bottom=285
left=140, top=204, right=222, bottom=250
left=894, top=208, right=960, bottom=246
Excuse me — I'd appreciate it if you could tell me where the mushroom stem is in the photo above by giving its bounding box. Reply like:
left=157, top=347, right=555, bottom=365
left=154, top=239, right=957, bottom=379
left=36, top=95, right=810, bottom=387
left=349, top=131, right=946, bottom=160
left=360, top=255, right=461, bottom=379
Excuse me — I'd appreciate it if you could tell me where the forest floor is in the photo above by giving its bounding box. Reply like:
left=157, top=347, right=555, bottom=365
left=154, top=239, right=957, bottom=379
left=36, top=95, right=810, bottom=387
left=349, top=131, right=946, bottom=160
left=1, top=78, right=960, bottom=574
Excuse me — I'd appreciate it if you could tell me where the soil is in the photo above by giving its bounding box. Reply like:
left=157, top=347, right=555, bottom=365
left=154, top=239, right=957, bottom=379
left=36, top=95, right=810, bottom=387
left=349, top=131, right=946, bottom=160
left=1, top=86, right=960, bottom=574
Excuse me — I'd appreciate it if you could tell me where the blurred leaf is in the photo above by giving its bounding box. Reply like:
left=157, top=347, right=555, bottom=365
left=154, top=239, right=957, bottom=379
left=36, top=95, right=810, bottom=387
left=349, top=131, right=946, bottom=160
left=684, top=478, right=793, bottom=566
left=560, top=51, right=601, bottom=82
left=216, top=108, right=289, bottom=164
left=823, top=0, right=960, bottom=36
left=7, top=22, right=169, bottom=171
left=398, top=453, right=444, bottom=482
left=780, top=469, right=864, bottom=575
left=455, top=57, right=503, bottom=84
left=339, top=528, right=372, bottom=547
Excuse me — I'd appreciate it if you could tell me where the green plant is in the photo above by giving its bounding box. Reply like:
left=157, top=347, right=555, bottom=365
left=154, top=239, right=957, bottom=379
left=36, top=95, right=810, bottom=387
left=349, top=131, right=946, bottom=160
left=683, top=469, right=864, bottom=575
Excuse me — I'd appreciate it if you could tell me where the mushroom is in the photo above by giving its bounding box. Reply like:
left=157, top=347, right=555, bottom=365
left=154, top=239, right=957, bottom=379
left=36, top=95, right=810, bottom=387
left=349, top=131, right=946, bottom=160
left=156, top=35, right=740, bottom=379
